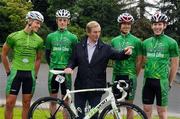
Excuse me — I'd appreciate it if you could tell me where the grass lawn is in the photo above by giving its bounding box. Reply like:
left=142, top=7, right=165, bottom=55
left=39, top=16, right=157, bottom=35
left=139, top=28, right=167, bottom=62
left=0, top=107, right=21, bottom=119
left=0, top=106, right=180, bottom=119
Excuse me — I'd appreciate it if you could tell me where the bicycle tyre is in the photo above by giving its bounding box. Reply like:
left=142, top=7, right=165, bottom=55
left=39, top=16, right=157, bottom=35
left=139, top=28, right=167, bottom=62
left=99, top=101, right=147, bottom=119
left=28, top=97, right=74, bottom=119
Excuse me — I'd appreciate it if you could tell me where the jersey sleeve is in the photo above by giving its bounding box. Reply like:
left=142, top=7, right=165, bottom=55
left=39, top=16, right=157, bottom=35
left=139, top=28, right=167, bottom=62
left=111, top=38, right=115, bottom=47
left=142, top=41, right=147, bottom=56
left=72, top=35, right=79, bottom=48
left=6, top=33, right=15, bottom=48
left=46, top=35, right=52, bottom=50
left=37, top=39, right=44, bottom=51
left=169, top=40, right=179, bottom=57
left=135, top=39, right=143, bottom=56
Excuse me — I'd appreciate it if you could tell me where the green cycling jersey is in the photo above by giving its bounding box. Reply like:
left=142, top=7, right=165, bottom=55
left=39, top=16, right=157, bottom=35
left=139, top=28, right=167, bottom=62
left=6, top=30, right=44, bottom=70
left=46, top=28, right=78, bottom=69
left=111, top=33, right=142, bottom=78
left=142, top=34, right=179, bottom=80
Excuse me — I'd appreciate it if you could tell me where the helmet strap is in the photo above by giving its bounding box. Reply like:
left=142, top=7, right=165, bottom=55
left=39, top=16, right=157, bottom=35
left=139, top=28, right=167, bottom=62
left=24, top=19, right=34, bottom=33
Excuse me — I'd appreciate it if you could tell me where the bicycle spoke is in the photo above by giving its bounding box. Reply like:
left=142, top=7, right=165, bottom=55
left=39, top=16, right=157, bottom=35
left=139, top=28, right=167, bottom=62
left=28, top=97, right=73, bottom=119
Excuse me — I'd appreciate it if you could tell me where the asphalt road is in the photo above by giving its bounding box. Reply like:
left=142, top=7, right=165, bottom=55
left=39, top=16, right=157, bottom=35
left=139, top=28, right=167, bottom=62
left=0, top=63, right=180, bottom=117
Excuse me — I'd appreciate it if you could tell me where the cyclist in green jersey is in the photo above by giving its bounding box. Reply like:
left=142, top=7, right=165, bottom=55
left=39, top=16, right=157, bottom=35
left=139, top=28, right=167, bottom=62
left=45, top=9, right=78, bottom=117
left=1, top=11, right=44, bottom=119
left=142, top=12, right=179, bottom=119
left=111, top=13, right=142, bottom=119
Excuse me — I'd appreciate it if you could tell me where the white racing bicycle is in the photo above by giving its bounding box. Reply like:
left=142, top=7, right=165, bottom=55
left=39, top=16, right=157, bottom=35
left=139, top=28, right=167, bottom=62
left=28, top=70, right=147, bottom=119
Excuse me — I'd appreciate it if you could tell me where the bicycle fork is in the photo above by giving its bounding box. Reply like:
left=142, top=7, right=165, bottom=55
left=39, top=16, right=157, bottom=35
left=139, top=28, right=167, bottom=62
left=111, top=99, right=122, bottom=119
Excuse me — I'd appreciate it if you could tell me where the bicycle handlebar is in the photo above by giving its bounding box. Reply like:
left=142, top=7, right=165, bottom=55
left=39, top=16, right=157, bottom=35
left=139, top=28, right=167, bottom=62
left=49, top=70, right=65, bottom=75
left=117, top=80, right=129, bottom=91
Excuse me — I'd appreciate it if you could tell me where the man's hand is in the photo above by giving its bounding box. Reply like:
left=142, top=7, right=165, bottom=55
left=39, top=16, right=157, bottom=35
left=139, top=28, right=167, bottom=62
left=124, top=46, right=134, bottom=55
left=6, top=71, right=10, bottom=76
left=64, top=68, right=73, bottom=74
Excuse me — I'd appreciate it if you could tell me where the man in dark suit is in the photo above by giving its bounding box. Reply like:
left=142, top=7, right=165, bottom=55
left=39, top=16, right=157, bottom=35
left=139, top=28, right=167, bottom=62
left=64, top=21, right=133, bottom=119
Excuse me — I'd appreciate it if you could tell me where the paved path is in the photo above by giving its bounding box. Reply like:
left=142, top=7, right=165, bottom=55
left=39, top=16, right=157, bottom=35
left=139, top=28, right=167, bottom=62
left=1, top=63, right=180, bottom=117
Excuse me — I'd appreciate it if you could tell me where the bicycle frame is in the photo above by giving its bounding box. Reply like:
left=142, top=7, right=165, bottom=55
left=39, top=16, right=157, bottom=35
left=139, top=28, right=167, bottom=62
left=63, top=86, right=127, bottom=119
left=50, top=70, right=128, bottom=119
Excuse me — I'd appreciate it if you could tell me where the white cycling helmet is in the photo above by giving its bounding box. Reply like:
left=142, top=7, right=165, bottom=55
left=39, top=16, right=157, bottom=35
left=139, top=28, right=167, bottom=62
left=56, top=9, right=71, bottom=18
left=117, top=13, right=134, bottom=23
left=151, top=12, right=168, bottom=23
left=26, top=11, right=44, bottom=22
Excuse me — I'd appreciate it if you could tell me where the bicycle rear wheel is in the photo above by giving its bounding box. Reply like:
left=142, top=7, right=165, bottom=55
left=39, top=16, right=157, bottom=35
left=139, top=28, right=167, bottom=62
left=99, top=102, right=147, bottom=119
left=28, top=97, right=74, bottom=119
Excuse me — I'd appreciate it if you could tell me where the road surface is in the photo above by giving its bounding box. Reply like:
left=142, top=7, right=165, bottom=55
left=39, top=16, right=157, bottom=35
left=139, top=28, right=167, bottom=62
left=1, top=63, right=180, bottom=117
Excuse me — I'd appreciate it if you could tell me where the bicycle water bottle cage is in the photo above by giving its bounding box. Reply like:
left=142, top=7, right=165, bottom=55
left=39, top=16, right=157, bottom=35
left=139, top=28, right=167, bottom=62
left=55, top=75, right=65, bottom=83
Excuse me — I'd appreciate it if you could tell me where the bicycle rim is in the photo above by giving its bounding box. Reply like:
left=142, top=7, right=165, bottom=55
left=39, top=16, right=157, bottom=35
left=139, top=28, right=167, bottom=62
left=28, top=97, right=73, bottom=119
left=99, top=102, right=147, bottom=119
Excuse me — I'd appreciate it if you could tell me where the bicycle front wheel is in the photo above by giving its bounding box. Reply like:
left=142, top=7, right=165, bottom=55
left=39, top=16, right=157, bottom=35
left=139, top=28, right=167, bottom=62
left=99, top=102, right=147, bottom=119
left=28, top=97, right=74, bottom=119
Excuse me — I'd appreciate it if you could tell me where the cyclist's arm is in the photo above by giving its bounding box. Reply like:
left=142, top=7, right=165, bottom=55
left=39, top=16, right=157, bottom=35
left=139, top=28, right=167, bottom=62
left=45, top=35, right=51, bottom=65
left=45, top=49, right=51, bottom=65
left=136, top=55, right=143, bottom=76
left=141, top=56, right=146, bottom=69
left=169, top=57, right=179, bottom=85
left=1, top=43, right=11, bottom=74
left=35, top=51, right=43, bottom=77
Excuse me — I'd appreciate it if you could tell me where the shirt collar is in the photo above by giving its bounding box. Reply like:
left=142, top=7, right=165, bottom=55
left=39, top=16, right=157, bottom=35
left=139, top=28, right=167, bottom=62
left=87, top=38, right=98, bottom=47
left=121, top=32, right=130, bottom=38
left=58, top=28, right=68, bottom=32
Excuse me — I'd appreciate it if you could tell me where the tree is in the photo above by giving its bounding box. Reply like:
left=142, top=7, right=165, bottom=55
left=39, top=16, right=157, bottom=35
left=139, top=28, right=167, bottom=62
left=71, top=0, right=127, bottom=36
left=159, top=0, right=180, bottom=44
left=47, top=0, right=78, bottom=30
left=0, top=0, right=32, bottom=44
left=31, top=0, right=49, bottom=24
left=119, top=0, right=157, bottom=40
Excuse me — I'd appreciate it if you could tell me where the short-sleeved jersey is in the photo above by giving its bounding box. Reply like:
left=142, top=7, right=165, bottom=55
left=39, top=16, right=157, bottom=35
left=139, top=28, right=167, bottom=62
left=46, top=29, right=78, bottom=69
left=6, top=30, right=44, bottom=70
left=111, top=33, right=142, bottom=77
left=142, top=34, right=179, bottom=80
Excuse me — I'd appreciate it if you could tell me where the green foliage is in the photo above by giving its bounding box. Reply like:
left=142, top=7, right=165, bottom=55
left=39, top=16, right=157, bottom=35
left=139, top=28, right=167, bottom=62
left=68, top=24, right=86, bottom=40
left=71, top=0, right=126, bottom=36
left=47, top=0, right=77, bottom=30
left=159, top=0, right=180, bottom=44
left=1, top=0, right=180, bottom=45
left=37, top=23, right=52, bottom=40
left=0, top=0, right=32, bottom=43
left=132, top=17, right=152, bottom=40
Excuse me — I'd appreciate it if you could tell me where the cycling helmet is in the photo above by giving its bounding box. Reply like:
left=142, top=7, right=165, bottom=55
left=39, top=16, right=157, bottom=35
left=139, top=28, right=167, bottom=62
left=151, top=12, right=168, bottom=23
left=26, top=11, right=44, bottom=22
left=56, top=9, right=71, bottom=19
left=117, top=13, right=134, bottom=23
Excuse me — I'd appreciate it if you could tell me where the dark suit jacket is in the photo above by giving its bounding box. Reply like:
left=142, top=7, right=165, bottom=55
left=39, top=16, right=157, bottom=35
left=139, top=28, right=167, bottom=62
left=67, top=37, right=130, bottom=90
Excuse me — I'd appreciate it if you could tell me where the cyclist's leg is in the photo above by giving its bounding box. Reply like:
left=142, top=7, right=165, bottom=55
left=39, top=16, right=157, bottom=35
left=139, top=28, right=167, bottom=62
left=157, top=106, right=167, bottom=119
left=142, top=78, right=155, bottom=119
left=5, top=95, right=17, bottom=119
left=22, top=94, right=33, bottom=119
left=125, top=77, right=137, bottom=119
left=74, top=92, right=87, bottom=119
left=156, top=79, right=169, bottom=119
left=48, top=73, right=60, bottom=115
left=60, top=74, right=72, bottom=119
left=5, top=69, right=21, bottom=119
left=22, top=70, right=35, bottom=119
left=61, top=74, right=72, bottom=99
left=88, top=92, right=103, bottom=119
